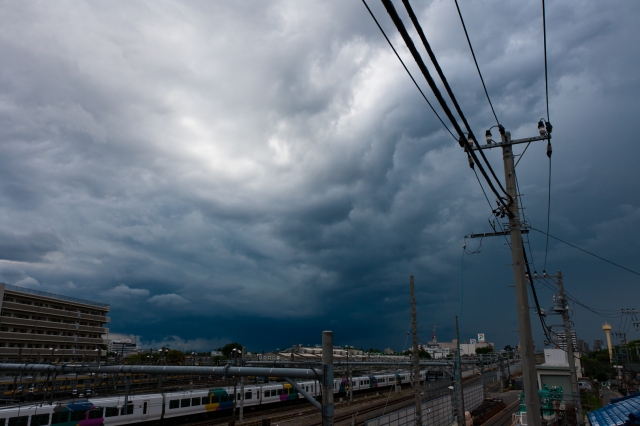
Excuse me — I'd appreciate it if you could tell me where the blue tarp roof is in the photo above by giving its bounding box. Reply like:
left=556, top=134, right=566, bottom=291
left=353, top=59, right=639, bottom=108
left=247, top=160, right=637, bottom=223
left=588, top=392, right=640, bottom=426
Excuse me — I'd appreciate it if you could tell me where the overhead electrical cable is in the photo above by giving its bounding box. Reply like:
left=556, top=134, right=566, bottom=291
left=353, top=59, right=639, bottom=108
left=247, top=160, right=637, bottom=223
left=472, top=168, right=511, bottom=249
left=543, top=157, right=552, bottom=271
left=400, top=0, right=512, bottom=208
left=530, top=227, right=640, bottom=276
left=513, top=142, right=531, bottom=169
left=541, top=0, right=553, bottom=272
left=361, top=0, right=456, bottom=140
left=379, top=0, right=510, bottom=215
left=539, top=276, right=622, bottom=320
left=542, top=0, right=550, bottom=123
left=521, top=242, right=552, bottom=344
left=452, top=0, right=500, bottom=126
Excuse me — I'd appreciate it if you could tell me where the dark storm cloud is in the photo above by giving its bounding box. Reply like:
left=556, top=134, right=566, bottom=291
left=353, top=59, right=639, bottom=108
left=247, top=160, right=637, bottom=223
left=0, top=0, right=638, bottom=351
left=0, top=229, right=62, bottom=262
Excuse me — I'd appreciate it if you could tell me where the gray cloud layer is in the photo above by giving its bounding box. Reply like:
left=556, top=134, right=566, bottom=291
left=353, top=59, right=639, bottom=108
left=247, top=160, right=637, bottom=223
left=0, top=0, right=638, bottom=351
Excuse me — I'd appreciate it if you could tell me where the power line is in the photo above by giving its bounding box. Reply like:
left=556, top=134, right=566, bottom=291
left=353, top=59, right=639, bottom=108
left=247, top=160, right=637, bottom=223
left=360, top=0, right=456, bottom=140
left=453, top=0, right=499, bottom=126
left=529, top=227, right=640, bottom=276
left=537, top=276, right=623, bottom=320
left=541, top=0, right=552, bottom=273
left=470, top=167, right=512, bottom=251
left=522, top=243, right=552, bottom=344
left=541, top=0, right=550, bottom=123
left=399, top=0, right=512, bottom=210
left=543, top=157, right=552, bottom=271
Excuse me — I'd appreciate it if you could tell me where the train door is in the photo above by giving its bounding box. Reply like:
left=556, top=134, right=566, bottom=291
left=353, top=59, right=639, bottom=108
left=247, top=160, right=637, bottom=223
left=141, top=399, right=150, bottom=420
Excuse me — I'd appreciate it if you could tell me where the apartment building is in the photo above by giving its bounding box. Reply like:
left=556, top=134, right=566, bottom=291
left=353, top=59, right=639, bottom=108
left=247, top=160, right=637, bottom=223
left=0, top=283, right=110, bottom=363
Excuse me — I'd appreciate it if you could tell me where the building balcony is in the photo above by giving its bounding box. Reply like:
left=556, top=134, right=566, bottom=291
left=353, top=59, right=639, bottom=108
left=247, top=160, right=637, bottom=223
left=0, top=316, right=108, bottom=333
left=1, top=302, right=110, bottom=323
left=0, top=347, right=104, bottom=359
left=0, top=331, right=106, bottom=345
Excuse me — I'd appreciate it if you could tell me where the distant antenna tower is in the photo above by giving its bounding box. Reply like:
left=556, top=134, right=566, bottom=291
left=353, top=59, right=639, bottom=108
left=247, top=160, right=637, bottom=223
left=432, top=323, right=437, bottom=342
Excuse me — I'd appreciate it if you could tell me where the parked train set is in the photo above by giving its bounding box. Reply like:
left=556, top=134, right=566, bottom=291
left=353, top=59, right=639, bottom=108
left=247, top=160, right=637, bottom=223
left=0, top=369, right=445, bottom=425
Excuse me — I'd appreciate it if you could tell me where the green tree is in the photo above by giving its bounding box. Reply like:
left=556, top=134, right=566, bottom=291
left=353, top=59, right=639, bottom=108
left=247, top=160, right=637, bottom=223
left=166, top=349, right=186, bottom=364
left=582, top=349, right=613, bottom=381
left=418, top=349, right=431, bottom=359
left=220, top=342, right=243, bottom=358
left=476, top=346, right=493, bottom=355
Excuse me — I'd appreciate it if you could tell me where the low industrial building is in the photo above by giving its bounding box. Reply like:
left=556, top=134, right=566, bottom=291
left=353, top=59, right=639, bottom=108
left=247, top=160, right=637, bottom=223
left=438, top=339, right=494, bottom=356
left=0, top=283, right=110, bottom=363
left=535, top=348, right=582, bottom=390
left=108, top=339, right=139, bottom=357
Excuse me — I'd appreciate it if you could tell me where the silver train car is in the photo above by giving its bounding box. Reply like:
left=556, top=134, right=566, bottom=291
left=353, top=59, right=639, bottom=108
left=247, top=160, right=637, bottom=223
left=0, top=370, right=429, bottom=425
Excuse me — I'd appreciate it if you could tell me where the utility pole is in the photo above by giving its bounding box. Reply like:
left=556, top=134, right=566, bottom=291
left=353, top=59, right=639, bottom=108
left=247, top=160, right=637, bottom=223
left=410, top=276, right=423, bottom=426
left=555, top=271, right=582, bottom=425
left=500, top=130, right=542, bottom=426
left=239, top=347, right=245, bottom=422
left=469, top=128, right=550, bottom=426
left=322, top=331, right=334, bottom=426
left=454, top=316, right=465, bottom=425
left=232, top=349, right=238, bottom=423
left=347, top=350, right=353, bottom=402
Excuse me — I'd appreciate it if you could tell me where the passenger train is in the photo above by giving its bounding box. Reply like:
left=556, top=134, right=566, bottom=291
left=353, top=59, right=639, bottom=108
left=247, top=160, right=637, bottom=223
left=0, top=370, right=435, bottom=425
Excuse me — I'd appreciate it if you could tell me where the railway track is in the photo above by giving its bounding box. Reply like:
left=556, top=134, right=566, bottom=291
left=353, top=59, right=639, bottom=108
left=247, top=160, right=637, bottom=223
left=315, top=394, right=416, bottom=426
left=479, top=399, right=520, bottom=426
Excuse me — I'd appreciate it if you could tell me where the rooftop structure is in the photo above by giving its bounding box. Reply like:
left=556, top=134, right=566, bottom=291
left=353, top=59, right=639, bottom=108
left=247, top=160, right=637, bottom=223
left=109, top=339, right=139, bottom=357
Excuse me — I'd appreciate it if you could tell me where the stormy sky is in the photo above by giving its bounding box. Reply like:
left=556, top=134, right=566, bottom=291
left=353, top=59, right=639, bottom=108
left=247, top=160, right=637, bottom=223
left=1, top=0, right=639, bottom=353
